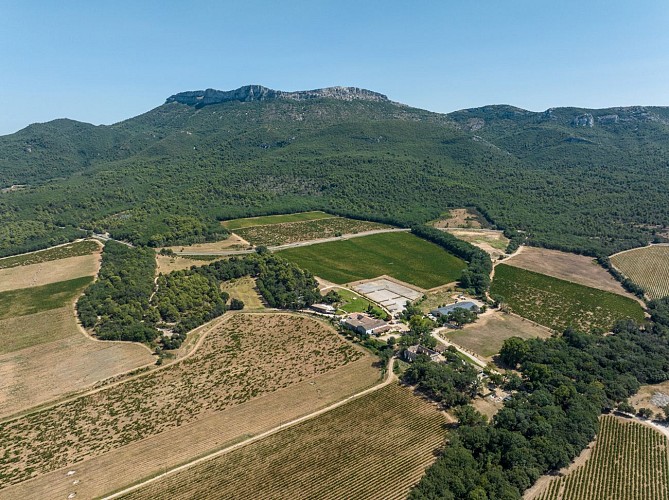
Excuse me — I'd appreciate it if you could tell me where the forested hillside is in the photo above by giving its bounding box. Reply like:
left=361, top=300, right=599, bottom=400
left=2, top=85, right=669, bottom=257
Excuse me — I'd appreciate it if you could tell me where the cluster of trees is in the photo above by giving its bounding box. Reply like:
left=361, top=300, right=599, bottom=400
left=404, top=350, right=479, bottom=409
left=410, top=318, right=669, bottom=499
left=78, top=244, right=322, bottom=350
left=77, top=242, right=160, bottom=343
left=411, top=225, right=492, bottom=296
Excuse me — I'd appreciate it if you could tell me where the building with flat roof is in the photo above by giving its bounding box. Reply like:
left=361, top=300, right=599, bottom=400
left=431, top=301, right=480, bottom=317
left=310, top=303, right=336, bottom=315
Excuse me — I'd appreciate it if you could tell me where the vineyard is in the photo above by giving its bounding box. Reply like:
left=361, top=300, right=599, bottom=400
left=232, top=216, right=390, bottom=246
left=611, top=245, right=669, bottom=300
left=491, top=264, right=645, bottom=332
left=531, top=416, right=669, bottom=500
left=120, top=384, right=445, bottom=500
left=0, top=313, right=364, bottom=487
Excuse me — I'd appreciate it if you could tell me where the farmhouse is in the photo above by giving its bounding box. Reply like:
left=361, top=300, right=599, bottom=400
left=310, top=303, right=336, bottom=315
left=403, top=345, right=442, bottom=363
left=341, top=313, right=391, bottom=336
left=430, top=301, right=480, bottom=317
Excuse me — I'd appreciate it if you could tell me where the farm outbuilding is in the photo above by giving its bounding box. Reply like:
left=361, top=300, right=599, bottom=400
left=430, top=301, right=480, bottom=317
left=341, top=313, right=390, bottom=336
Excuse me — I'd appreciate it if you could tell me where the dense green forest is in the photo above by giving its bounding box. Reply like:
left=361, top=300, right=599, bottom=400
left=409, top=311, right=669, bottom=499
left=2, top=87, right=669, bottom=258
left=78, top=242, right=321, bottom=349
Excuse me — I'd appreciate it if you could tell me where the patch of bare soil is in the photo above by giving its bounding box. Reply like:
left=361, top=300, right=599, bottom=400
left=432, top=208, right=483, bottom=229
left=504, top=247, right=638, bottom=300
left=166, top=234, right=251, bottom=253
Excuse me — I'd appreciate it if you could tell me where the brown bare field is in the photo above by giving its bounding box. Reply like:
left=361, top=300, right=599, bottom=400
left=0, top=305, right=153, bottom=419
left=119, top=384, right=444, bottom=500
left=0, top=313, right=366, bottom=488
left=446, top=228, right=509, bottom=259
left=630, top=380, right=669, bottom=416
left=432, top=208, right=483, bottom=228
left=155, top=254, right=226, bottom=274
left=504, top=246, right=637, bottom=299
left=234, top=217, right=390, bottom=246
left=220, top=276, right=265, bottom=309
left=0, top=253, right=100, bottom=292
left=610, top=245, right=669, bottom=300
left=444, top=311, right=552, bottom=359
left=165, top=233, right=251, bottom=253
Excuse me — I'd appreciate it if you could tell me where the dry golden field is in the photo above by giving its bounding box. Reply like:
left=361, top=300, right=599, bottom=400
left=220, top=276, right=265, bottom=309
left=0, top=313, right=366, bottom=488
left=0, top=253, right=100, bottom=292
left=120, top=384, right=445, bottom=500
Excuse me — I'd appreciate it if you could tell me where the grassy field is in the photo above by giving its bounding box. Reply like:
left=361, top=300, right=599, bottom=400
left=0, top=276, right=93, bottom=320
left=220, top=276, right=265, bottom=309
left=166, top=233, right=250, bottom=253
left=334, top=287, right=385, bottom=315
left=279, top=232, right=467, bottom=289
left=530, top=416, right=669, bottom=500
left=222, top=211, right=333, bottom=230
left=444, top=311, right=552, bottom=358
left=155, top=254, right=226, bottom=274
left=611, top=245, right=669, bottom=300
left=447, top=229, right=509, bottom=259
left=234, top=217, right=390, bottom=246
left=491, top=265, right=645, bottom=332
left=121, top=384, right=445, bottom=500
left=416, top=288, right=456, bottom=314
left=506, top=247, right=636, bottom=298
left=0, top=240, right=100, bottom=270
left=0, top=313, right=365, bottom=487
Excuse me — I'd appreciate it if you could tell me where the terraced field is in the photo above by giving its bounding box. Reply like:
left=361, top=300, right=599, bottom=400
left=280, top=232, right=466, bottom=289
left=491, top=264, right=645, bottom=332
left=0, top=313, right=364, bottom=488
left=611, top=245, right=669, bottom=300
left=121, top=384, right=446, bottom=500
left=530, top=416, right=669, bottom=500
left=233, top=217, right=391, bottom=246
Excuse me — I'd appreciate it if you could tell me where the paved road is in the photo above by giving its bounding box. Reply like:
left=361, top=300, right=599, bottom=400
left=102, top=356, right=397, bottom=499
left=176, top=228, right=410, bottom=256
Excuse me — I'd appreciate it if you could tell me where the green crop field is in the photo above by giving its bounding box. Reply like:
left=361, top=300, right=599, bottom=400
left=279, top=232, right=467, bottom=289
left=120, top=384, right=446, bottom=500
left=491, top=264, right=644, bottom=332
left=222, top=211, right=333, bottom=230
left=534, top=416, right=669, bottom=500
left=0, top=240, right=99, bottom=270
left=0, top=276, right=93, bottom=320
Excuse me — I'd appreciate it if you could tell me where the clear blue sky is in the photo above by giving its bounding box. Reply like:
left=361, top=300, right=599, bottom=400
left=1, top=0, right=668, bottom=135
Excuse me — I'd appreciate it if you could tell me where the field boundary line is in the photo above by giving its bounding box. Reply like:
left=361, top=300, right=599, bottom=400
left=608, top=242, right=669, bottom=259
left=0, top=312, right=233, bottom=425
left=101, top=356, right=396, bottom=500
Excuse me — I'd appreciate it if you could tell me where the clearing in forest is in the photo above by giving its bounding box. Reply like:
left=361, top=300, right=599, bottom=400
left=279, top=232, right=466, bottom=289
left=630, top=380, right=669, bottom=416
left=610, top=245, right=669, bottom=300
left=491, top=264, right=645, bottom=333
left=528, top=415, right=669, bottom=500
left=119, top=384, right=446, bottom=500
left=155, top=254, right=226, bottom=274
left=430, top=208, right=485, bottom=229
left=0, top=313, right=366, bottom=488
left=232, top=216, right=391, bottom=246
left=505, top=247, right=637, bottom=299
left=219, top=276, right=265, bottom=309
left=222, top=211, right=333, bottom=230
left=444, top=311, right=552, bottom=359
left=446, top=228, right=509, bottom=259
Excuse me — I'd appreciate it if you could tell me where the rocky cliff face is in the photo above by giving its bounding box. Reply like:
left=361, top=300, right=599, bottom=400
left=166, top=85, right=389, bottom=107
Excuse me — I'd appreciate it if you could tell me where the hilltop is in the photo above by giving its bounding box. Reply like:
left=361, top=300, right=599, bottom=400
left=1, top=85, right=669, bottom=257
